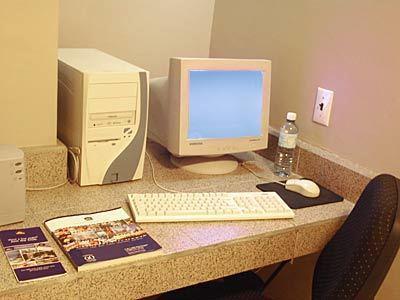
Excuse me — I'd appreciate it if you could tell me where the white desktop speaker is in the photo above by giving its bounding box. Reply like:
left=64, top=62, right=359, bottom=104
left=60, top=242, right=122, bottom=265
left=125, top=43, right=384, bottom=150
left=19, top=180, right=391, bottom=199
left=0, top=145, right=25, bottom=226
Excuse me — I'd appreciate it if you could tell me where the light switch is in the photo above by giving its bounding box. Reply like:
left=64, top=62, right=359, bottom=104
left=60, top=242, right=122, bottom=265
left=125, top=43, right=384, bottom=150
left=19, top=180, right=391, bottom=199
left=313, top=87, right=334, bottom=126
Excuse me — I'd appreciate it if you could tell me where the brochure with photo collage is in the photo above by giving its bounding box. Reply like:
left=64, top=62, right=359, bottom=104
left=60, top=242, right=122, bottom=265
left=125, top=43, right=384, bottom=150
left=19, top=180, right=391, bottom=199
left=0, top=227, right=66, bottom=283
left=44, top=207, right=162, bottom=271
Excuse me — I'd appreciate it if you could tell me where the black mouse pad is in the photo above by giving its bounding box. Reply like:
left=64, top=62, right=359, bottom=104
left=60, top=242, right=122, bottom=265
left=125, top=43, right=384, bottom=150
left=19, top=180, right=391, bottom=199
left=256, top=181, right=344, bottom=209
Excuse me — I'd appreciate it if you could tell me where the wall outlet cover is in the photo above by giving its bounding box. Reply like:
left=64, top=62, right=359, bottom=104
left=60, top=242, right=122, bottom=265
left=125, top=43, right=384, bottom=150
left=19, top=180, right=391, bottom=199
left=313, top=87, right=334, bottom=126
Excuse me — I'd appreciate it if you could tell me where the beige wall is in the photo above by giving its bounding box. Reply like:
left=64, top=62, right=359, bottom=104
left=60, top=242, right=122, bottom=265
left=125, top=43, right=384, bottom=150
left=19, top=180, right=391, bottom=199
left=210, top=0, right=400, bottom=178
left=59, top=0, right=215, bottom=78
left=0, top=0, right=58, bottom=147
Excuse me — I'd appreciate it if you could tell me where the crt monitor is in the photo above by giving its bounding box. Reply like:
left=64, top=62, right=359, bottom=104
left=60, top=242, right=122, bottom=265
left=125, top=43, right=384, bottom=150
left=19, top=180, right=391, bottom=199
left=148, top=57, right=271, bottom=174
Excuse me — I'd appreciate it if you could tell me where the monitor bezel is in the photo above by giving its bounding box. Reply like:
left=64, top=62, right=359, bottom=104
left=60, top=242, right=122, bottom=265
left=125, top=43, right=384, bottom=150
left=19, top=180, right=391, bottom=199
left=170, top=58, right=271, bottom=156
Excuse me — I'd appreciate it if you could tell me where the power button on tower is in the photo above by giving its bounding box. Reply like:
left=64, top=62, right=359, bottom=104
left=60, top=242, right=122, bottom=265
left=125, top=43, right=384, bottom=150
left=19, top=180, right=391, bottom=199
left=111, top=173, right=119, bottom=182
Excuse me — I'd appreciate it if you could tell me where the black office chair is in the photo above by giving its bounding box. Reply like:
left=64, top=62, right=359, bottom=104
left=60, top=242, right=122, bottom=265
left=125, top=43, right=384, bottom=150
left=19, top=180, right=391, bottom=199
left=161, top=174, right=400, bottom=300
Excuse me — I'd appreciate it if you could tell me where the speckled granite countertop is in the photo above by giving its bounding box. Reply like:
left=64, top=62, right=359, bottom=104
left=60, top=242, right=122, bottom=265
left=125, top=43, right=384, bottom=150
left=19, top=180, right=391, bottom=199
left=0, top=142, right=354, bottom=299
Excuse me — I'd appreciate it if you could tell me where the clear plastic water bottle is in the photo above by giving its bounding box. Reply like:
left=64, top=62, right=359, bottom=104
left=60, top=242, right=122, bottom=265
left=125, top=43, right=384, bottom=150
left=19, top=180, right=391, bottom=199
left=274, top=112, right=298, bottom=177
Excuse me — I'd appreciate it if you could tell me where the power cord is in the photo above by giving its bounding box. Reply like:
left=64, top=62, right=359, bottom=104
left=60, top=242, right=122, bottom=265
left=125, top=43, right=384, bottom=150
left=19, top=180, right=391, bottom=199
left=28, top=148, right=178, bottom=192
left=26, top=180, right=68, bottom=191
left=145, top=151, right=181, bottom=193
left=240, top=161, right=286, bottom=186
left=27, top=146, right=81, bottom=191
left=67, top=146, right=80, bottom=184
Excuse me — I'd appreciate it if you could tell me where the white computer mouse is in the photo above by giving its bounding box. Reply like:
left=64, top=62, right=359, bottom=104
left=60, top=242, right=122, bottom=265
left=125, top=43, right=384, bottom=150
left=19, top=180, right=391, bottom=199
left=285, top=179, right=321, bottom=198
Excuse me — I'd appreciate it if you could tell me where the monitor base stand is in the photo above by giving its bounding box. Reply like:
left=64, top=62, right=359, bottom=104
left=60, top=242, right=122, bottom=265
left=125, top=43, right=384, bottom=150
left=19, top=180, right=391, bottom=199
left=170, top=155, right=238, bottom=175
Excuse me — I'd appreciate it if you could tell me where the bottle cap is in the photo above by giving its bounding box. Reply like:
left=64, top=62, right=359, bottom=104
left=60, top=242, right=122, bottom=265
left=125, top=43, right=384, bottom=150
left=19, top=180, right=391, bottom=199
left=286, top=112, right=297, bottom=121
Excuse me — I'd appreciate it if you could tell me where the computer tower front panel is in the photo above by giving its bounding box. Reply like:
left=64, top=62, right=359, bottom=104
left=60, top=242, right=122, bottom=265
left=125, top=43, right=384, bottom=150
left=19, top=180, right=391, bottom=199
left=80, top=72, right=148, bottom=186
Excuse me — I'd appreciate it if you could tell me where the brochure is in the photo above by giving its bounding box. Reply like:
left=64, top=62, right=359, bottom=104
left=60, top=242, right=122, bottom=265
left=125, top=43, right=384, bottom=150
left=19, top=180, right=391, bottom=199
left=0, top=227, right=66, bottom=282
left=44, top=207, right=162, bottom=271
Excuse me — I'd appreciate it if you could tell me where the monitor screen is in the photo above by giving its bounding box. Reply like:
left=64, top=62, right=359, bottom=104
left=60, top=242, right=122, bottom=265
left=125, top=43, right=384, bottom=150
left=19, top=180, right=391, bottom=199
left=188, top=70, right=264, bottom=140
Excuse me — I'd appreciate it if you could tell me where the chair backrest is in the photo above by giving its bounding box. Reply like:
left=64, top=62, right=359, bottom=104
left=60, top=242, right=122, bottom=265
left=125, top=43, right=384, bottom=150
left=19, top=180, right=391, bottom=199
left=312, top=174, right=400, bottom=300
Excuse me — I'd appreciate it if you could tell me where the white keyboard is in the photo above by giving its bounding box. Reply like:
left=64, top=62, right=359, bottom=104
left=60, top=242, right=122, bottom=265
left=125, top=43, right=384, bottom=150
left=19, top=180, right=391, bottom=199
left=127, top=192, right=294, bottom=223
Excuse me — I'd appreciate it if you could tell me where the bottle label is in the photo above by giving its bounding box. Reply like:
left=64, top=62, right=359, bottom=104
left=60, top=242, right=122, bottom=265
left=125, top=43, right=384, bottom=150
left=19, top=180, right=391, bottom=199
left=278, top=132, right=298, bottom=149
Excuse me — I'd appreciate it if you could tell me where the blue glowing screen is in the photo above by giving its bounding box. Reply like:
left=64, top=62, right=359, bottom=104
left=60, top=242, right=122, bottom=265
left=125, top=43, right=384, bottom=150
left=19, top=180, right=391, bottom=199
left=188, top=70, right=264, bottom=140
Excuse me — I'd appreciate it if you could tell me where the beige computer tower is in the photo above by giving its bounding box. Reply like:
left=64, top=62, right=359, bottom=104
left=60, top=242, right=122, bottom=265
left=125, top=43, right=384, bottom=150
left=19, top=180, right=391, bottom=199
left=57, top=49, right=149, bottom=186
left=0, top=145, right=25, bottom=226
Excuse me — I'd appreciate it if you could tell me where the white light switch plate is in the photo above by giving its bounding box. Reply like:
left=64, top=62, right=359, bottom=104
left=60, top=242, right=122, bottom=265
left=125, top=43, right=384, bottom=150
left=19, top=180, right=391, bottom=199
left=313, top=87, right=334, bottom=126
